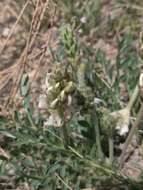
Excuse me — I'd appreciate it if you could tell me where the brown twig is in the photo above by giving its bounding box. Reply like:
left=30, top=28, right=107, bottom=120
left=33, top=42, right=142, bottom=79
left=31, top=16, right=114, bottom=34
left=6, top=0, right=50, bottom=107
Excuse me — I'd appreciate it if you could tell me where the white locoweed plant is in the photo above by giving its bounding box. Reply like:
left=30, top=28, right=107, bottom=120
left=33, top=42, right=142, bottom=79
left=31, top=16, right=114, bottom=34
left=38, top=24, right=140, bottom=165
left=99, top=84, right=139, bottom=164
left=38, top=24, right=104, bottom=159
left=111, top=85, right=139, bottom=137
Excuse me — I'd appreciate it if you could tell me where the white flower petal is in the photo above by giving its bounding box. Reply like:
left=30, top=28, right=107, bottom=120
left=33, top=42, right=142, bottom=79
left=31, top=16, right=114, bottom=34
left=44, top=113, right=62, bottom=127
left=80, top=16, right=87, bottom=23
left=117, top=123, right=129, bottom=136
left=38, top=94, right=47, bottom=109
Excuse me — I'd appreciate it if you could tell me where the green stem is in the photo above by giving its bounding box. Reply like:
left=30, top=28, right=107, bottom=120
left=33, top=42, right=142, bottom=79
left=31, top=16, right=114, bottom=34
left=109, top=136, right=114, bottom=164
left=59, top=108, right=70, bottom=148
left=91, top=105, right=104, bottom=159
left=25, top=108, right=37, bottom=131
left=55, top=173, right=72, bottom=190
left=127, top=85, right=139, bottom=111
left=68, top=146, right=115, bottom=175
left=87, top=159, right=115, bottom=175
left=62, top=120, right=70, bottom=148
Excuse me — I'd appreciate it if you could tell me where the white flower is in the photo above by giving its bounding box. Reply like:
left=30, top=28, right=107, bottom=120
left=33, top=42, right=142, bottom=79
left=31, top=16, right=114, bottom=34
left=67, top=95, right=72, bottom=106
left=116, top=123, right=129, bottom=136
left=2, top=28, right=10, bottom=37
left=78, top=29, right=83, bottom=34
left=44, top=73, right=52, bottom=90
left=38, top=94, right=47, bottom=109
left=80, top=16, right=87, bottom=24
left=46, top=86, right=53, bottom=95
left=111, top=108, right=130, bottom=136
left=44, top=112, right=62, bottom=127
left=94, top=97, right=104, bottom=105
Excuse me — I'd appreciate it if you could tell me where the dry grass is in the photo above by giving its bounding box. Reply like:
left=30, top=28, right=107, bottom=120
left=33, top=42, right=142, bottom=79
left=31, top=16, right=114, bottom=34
left=0, top=0, right=57, bottom=111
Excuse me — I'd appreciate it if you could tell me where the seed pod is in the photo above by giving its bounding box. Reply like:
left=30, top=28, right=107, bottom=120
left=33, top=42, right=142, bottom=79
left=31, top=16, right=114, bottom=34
left=65, top=81, right=75, bottom=93
left=60, top=90, right=66, bottom=102
left=50, top=98, right=59, bottom=109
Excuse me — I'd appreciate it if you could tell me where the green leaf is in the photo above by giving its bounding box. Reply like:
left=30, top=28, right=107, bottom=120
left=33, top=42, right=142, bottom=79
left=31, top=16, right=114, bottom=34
left=20, top=73, right=30, bottom=96
left=0, top=116, right=7, bottom=126
left=0, top=130, right=16, bottom=139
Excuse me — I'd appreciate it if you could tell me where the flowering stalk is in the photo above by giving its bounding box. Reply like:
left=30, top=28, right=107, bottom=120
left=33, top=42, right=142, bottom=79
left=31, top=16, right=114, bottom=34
left=119, top=74, right=143, bottom=168
left=119, top=103, right=143, bottom=168
left=111, top=84, right=139, bottom=137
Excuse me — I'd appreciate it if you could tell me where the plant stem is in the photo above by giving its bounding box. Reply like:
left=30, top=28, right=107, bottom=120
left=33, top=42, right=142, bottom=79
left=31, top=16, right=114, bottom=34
left=119, top=85, right=139, bottom=168
left=127, top=85, right=139, bottom=111
left=55, top=173, right=73, bottom=190
left=91, top=105, right=104, bottom=159
left=59, top=108, right=70, bottom=148
left=119, top=103, right=143, bottom=169
left=25, top=107, right=37, bottom=131
left=109, top=136, right=114, bottom=164
left=68, top=146, right=115, bottom=175
left=61, top=120, right=70, bottom=148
